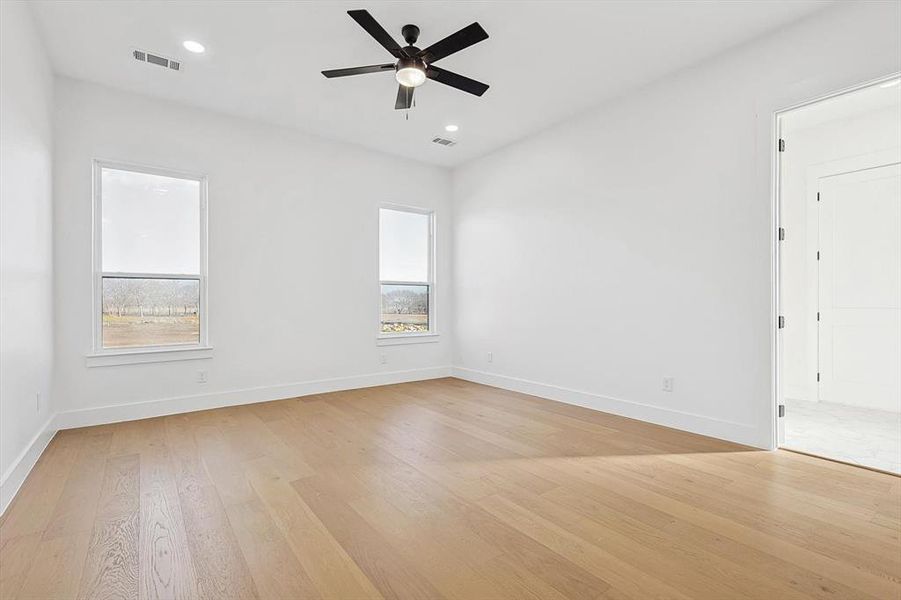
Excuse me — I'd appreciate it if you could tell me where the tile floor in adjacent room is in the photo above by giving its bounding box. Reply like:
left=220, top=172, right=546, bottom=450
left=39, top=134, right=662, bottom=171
left=784, top=398, right=901, bottom=474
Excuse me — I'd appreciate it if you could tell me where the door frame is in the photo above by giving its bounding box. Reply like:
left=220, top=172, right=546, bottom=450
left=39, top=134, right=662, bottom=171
left=772, top=72, right=901, bottom=450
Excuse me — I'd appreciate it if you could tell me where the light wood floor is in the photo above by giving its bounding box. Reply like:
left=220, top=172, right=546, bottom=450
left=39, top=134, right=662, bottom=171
left=1, top=378, right=898, bottom=599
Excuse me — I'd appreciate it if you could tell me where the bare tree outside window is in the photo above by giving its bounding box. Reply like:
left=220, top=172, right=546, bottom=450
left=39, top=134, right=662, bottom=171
left=380, top=284, right=428, bottom=333
left=102, top=278, right=200, bottom=347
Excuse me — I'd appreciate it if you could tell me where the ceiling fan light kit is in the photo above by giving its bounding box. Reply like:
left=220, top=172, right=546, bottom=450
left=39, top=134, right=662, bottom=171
left=321, top=9, right=489, bottom=110
left=395, top=57, right=427, bottom=87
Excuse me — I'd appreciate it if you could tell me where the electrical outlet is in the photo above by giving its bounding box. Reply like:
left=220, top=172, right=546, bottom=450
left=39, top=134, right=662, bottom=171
left=487, top=352, right=493, bottom=363
left=380, top=354, right=387, bottom=365
left=36, top=392, right=41, bottom=412
left=662, top=377, right=674, bottom=392
left=197, top=370, right=208, bottom=384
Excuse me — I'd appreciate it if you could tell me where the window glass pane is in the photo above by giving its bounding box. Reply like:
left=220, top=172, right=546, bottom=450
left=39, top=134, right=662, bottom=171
left=102, top=168, right=200, bottom=274
left=379, top=208, right=429, bottom=282
left=102, top=278, right=199, bottom=348
left=381, top=284, right=428, bottom=333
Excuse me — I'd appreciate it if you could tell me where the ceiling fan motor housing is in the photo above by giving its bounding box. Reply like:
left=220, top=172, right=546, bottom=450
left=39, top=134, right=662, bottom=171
left=402, top=24, right=420, bottom=45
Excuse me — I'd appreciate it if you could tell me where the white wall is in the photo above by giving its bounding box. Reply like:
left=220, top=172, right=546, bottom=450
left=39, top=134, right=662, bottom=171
left=52, top=78, right=452, bottom=426
left=781, top=103, right=901, bottom=405
left=452, top=1, right=901, bottom=449
left=0, top=1, right=56, bottom=512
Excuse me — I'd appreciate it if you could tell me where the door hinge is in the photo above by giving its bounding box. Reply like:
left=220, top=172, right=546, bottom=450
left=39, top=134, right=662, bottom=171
left=778, top=138, right=786, bottom=152
left=817, top=372, right=821, bottom=382
left=778, top=227, right=785, bottom=241
left=817, top=192, right=820, bottom=202
left=817, top=250, right=820, bottom=260
left=778, top=315, right=785, bottom=329
left=778, top=404, right=785, bottom=418
left=817, top=311, right=820, bottom=321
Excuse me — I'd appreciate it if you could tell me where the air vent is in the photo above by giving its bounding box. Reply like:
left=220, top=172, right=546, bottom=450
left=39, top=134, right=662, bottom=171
left=431, top=137, right=457, bottom=147
left=133, top=49, right=181, bottom=71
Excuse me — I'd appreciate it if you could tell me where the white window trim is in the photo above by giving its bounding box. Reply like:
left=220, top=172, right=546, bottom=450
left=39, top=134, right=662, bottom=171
left=377, top=204, right=438, bottom=344
left=90, top=159, right=211, bottom=365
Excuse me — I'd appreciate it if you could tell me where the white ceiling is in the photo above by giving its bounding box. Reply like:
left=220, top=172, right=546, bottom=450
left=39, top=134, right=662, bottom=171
left=31, top=0, right=834, bottom=167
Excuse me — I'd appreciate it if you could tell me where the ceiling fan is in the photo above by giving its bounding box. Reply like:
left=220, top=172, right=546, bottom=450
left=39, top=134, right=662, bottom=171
left=321, top=9, right=489, bottom=110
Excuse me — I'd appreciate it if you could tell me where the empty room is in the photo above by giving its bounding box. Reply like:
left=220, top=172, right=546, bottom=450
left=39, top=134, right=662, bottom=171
left=1, top=1, right=899, bottom=599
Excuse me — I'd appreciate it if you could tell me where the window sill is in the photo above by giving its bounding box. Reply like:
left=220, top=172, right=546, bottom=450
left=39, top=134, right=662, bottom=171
left=376, top=333, right=440, bottom=346
left=86, top=346, right=213, bottom=367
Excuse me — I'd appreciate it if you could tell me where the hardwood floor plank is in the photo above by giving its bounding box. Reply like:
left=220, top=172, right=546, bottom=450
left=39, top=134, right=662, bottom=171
left=78, top=454, right=141, bottom=600
left=477, top=493, right=693, bottom=600
left=541, top=484, right=823, bottom=600
left=571, top=456, right=897, bottom=599
left=453, top=500, right=612, bottom=600
left=18, top=532, right=92, bottom=599
left=165, top=417, right=259, bottom=600
left=139, top=440, right=198, bottom=600
left=349, top=491, right=506, bottom=600
left=634, top=455, right=900, bottom=574
left=1, top=378, right=897, bottom=600
left=42, top=431, right=112, bottom=540
left=222, top=409, right=315, bottom=481
left=244, top=456, right=383, bottom=599
left=515, top=484, right=809, bottom=600
left=223, top=496, right=321, bottom=600
left=0, top=431, right=84, bottom=540
left=0, top=532, right=42, bottom=598
left=195, top=424, right=257, bottom=507
left=293, top=475, right=448, bottom=600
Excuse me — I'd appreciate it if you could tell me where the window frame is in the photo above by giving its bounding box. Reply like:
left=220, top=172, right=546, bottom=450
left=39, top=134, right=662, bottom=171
left=90, top=159, right=210, bottom=360
left=377, top=204, right=438, bottom=344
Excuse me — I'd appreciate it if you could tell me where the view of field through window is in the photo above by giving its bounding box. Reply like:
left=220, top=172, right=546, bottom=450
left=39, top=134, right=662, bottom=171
left=380, top=284, right=429, bottom=333
left=99, top=166, right=203, bottom=349
left=379, top=207, right=432, bottom=334
left=102, top=278, right=200, bottom=348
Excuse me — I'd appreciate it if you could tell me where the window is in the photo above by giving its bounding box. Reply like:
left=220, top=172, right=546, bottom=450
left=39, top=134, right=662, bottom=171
left=379, top=207, right=434, bottom=337
left=93, top=162, right=207, bottom=353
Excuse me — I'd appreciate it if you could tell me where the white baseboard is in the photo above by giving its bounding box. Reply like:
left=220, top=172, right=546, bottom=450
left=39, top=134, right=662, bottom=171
left=54, top=366, right=453, bottom=431
left=452, top=367, right=766, bottom=448
left=1, top=415, right=57, bottom=516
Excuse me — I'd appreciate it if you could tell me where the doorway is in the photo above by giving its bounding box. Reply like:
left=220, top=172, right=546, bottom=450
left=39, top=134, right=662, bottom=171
left=777, top=77, right=901, bottom=474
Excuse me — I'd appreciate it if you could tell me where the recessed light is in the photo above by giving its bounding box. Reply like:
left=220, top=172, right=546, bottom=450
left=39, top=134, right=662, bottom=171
left=879, top=79, right=900, bottom=88
left=183, top=40, right=205, bottom=54
left=445, top=124, right=459, bottom=132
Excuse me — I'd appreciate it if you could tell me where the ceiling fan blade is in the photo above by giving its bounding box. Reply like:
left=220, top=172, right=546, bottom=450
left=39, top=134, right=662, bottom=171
left=395, top=85, right=414, bottom=110
left=322, top=63, right=395, bottom=78
left=426, top=66, right=489, bottom=96
left=347, top=9, right=403, bottom=58
left=419, top=22, right=488, bottom=64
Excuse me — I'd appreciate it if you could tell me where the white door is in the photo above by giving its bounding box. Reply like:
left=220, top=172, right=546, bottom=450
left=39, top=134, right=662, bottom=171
left=818, top=163, right=901, bottom=411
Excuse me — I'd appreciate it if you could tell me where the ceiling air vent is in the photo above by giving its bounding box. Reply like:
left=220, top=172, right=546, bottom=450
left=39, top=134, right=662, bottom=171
left=133, top=49, right=181, bottom=71
left=431, top=137, right=457, bottom=147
